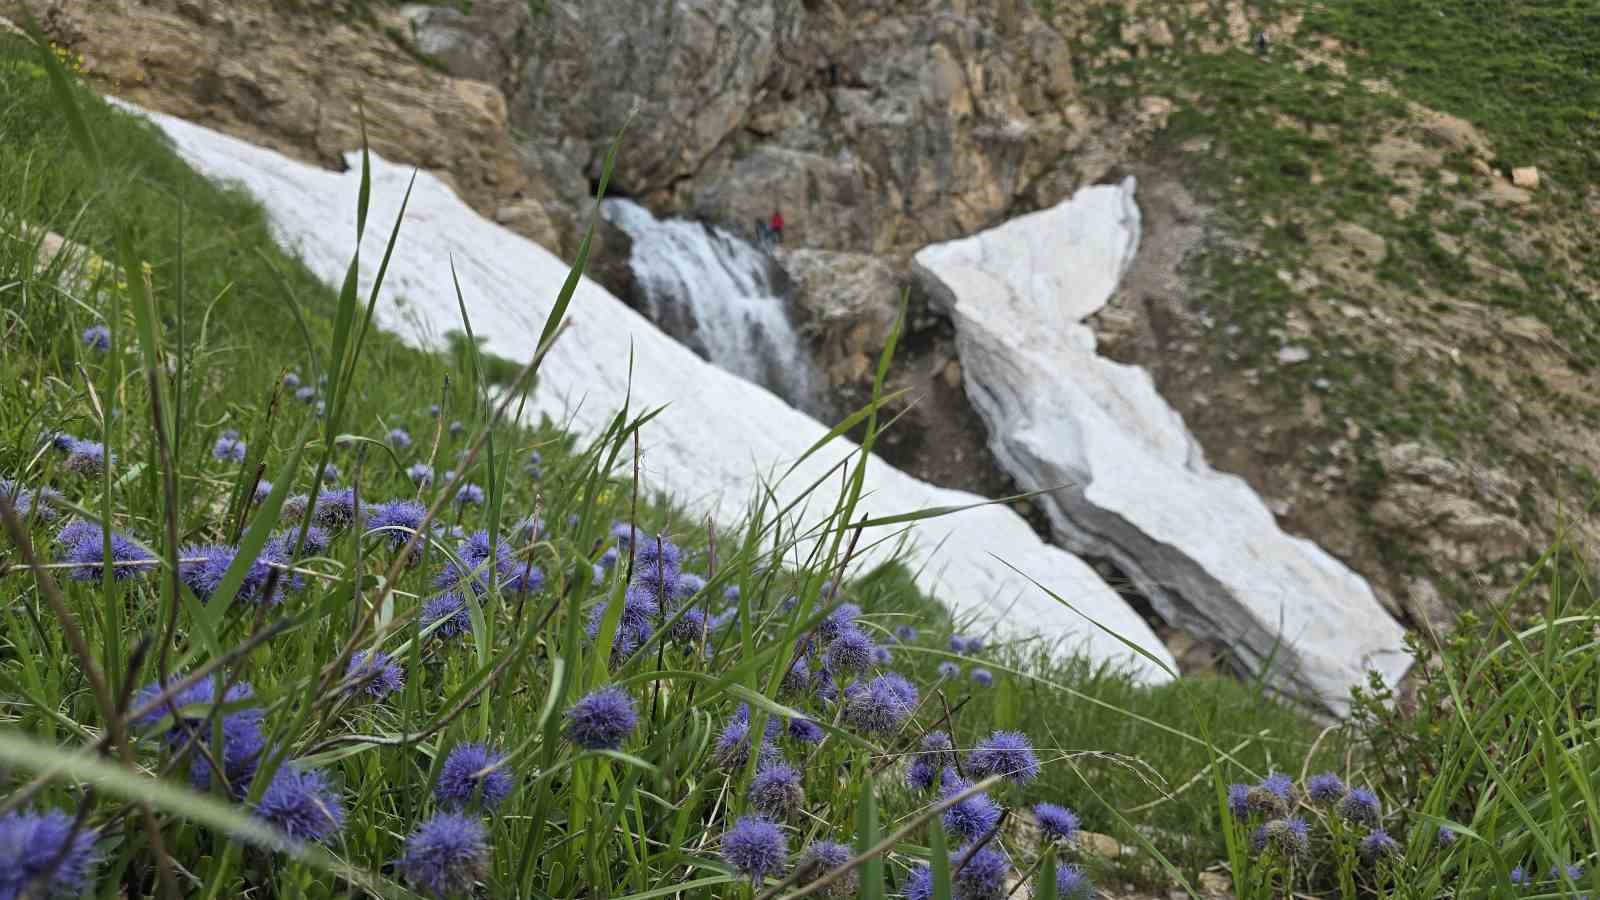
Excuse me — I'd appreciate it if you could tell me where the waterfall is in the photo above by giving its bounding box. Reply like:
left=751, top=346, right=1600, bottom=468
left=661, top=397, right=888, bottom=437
left=600, top=199, right=819, bottom=413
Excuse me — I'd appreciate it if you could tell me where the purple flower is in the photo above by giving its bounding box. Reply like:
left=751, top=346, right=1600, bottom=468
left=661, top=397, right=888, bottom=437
left=1250, top=817, right=1311, bottom=858
left=903, top=865, right=932, bottom=900
left=787, top=717, right=824, bottom=744
left=61, top=526, right=153, bottom=581
left=599, top=546, right=620, bottom=570
left=437, top=530, right=515, bottom=593
left=796, top=840, right=854, bottom=897
left=937, top=661, right=960, bottom=679
left=0, top=809, right=100, bottom=898
left=345, top=650, right=404, bottom=700
left=586, top=583, right=659, bottom=647
left=81, top=324, right=110, bottom=351
left=779, top=657, right=810, bottom=696
left=1306, top=772, right=1345, bottom=805
left=267, top=526, right=329, bottom=561
left=1436, top=827, right=1456, bottom=848
left=315, top=487, right=358, bottom=529
left=842, top=673, right=918, bottom=733
left=212, top=430, right=246, bottom=462
left=1034, top=802, right=1079, bottom=843
left=47, top=431, right=77, bottom=452
left=407, top=463, right=434, bottom=486
left=252, top=480, right=274, bottom=503
left=673, top=572, right=706, bottom=599
left=427, top=403, right=440, bottom=418
left=295, top=386, right=316, bottom=404
left=952, top=844, right=1009, bottom=900
left=62, top=440, right=111, bottom=477
left=1227, top=784, right=1251, bottom=820
left=448, top=420, right=465, bottom=436
left=1338, top=786, right=1380, bottom=827
left=940, top=770, right=1001, bottom=840
left=397, top=811, right=490, bottom=897
left=721, top=816, right=787, bottom=883
left=749, top=763, right=805, bottom=819
left=565, top=686, right=638, bottom=750
left=817, top=602, right=861, bottom=643
left=826, top=627, right=878, bottom=674
left=178, top=542, right=286, bottom=605
left=669, top=606, right=708, bottom=644
left=1510, top=865, right=1530, bottom=886
left=906, top=731, right=955, bottom=791
left=189, top=713, right=266, bottom=796
left=631, top=534, right=682, bottom=600
left=367, top=499, right=426, bottom=551
left=420, top=592, right=473, bottom=640
left=321, top=463, right=339, bottom=483
left=1053, top=863, right=1093, bottom=899
left=253, top=765, right=345, bottom=844
left=282, top=372, right=301, bottom=390
left=436, top=743, right=513, bottom=810
left=949, top=635, right=969, bottom=653
left=388, top=428, right=413, bottom=450
left=453, top=483, right=484, bottom=506
left=610, top=521, right=639, bottom=547
left=970, top=668, right=994, bottom=687
left=894, top=625, right=917, bottom=642
left=1359, top=828, right=1400, bottom=864
left=1552, top=864, right=1585, bottom=882
left=1261, top=772, right=1295, bottom=802
left=966, top=730, right=1040, bottom=784
left=505, top=563, right=544, bottom=595
left=1, top=479, right=61, bottom=523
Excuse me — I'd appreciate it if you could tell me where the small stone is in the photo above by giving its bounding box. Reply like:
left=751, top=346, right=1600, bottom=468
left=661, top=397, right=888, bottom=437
left=1511, top=166, right=1540, bottom=190
left=1277, top=346, right=1311, bottom=365
left=1078, top=831, right=1122, bottom=858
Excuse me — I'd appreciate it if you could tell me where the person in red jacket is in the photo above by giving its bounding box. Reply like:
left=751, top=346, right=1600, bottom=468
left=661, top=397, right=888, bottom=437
left=768, top=209, right=785, bottom=245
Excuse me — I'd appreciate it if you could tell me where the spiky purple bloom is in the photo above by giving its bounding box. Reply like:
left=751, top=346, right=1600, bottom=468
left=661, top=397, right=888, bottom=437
left=448, top=420, right=465, bottom=436
left=780, top=657, right=810, bottom=696
left=178, top=542, right=285, bottom=605
left=749, top=763, right=804, bottom=819
left=673, top=572, right=706, bottom=599
left=940, top=770, right=1001, bottom=840
left=788, top=717, right=824, bottom=744
left=952, top=844, right=1009, bottom=900
left=1552, top=864, right=1585, bottom=882
left=1338, top=786, right=1380, bottom=827
left=396, top=811, right=490, bottom=897
left=48, top=431, right=77, bottom=451
left=267, top=526, right=329, bottom=561
left=1055, top=863, right=1093, bottom=899
left=253, top=765, right=345, bottom=844
left=388, top=428, right=412, bottom=450
left=970, top=668, right=994, bottom=687
left=1250, top=817, right=1311, bottom=858
left=564, top=686, right=638, bottom=750
left=282, top=372, right=301, bottom=390
left=320, top=465, right=338, bottom=485
left=436, top=530, right=516, bottom=593
left=131, top=676, right=257, bottom=738
left=0, top=809, right=100, bottom=899
left=826, top=627, right=878, bottom=674
left=212, top=430, right=246, bottom=462
left=598, top=546, right=620, bottom=571
left=504, top=563, right=544, bottom=595
left=61, top=527, right=153, bottom=581
left=610, top=521, right=639, bottom=547
left=903, top=865, right=933, bottom=900
left=586, top=582, right=659, bottom=647
left=2, top=479, right=60, bottom=523
left=1307, top=772, right=1346, bottom=805
left=631, top=534, right=682, bottom=599
left=1359, top=828, right=1400, bottom=864
left=669, top=606, right=708, bottom=644
left=907, top=731, right=956, bottom=791
left=280, top=493, right=311, bottom=523
left=407, top=463, right=434, bottom=486
left=1261, top=772, right=1295, bottom=802
left=1034, top=802, right=1079, bottom=843
left=81, top=323, right=111, bottom=351
left=1436, top=827, right=1456, bottom=848
left=420, top=592, right=472, bottom=640
left=895, top=625, right=918, bottom=642
left=721, top=816, right=787, bottom=883
left=1227, top=784, right=1251, bottom=820
left=843, top=673, right=917, bottom=733
left=817, top=602, right=861, bottom=643
left=252, top=480, right=274, bottom=504
left=436, top=743, right=513, bottom=810
left=937, top=661, right=960, bottom=679
left=1510, top=866, right=1531, bottom=886
left=427, top=403, right=441, bottom=418
left=367, top=498, right=426, bottom=558
left=949, top=635, right=969, bottom=653
left=453, top=483, right=484, bottom=506
left=189, top=713, right=267, bottom=796
left=313, top=487, right=357, bottom=529
left=967, top=731, right=1040, bottom=784
left=345, top=651, right=404, bottom=700
left=62, top=440, right=111, bottom=477
left=796, top=840, right=855, bottom=897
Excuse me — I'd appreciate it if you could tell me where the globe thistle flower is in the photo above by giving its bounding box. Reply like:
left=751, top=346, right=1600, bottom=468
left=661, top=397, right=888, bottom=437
left=453, top=482, right=484, bottom=506
left=315, top=487, right=358, bottom=529
left=1306, top=772, right=1345, bottom=805
left=673, top=571, right=706, bottom=599
left=1033, top=802, right=1079, bottom=843
left=952, top=844, right=1009, bottom=900
left=937, top=661, right=960, bottom=679
left=1552, top=864, right=1585, bottom=882
left=610, top=521, right=639, bottom=547
left=631, top=534, right=682, bottom=598
left=408, top=463, right=434, bottom=486
left=970, top=668, right=994, bottom=687
left=842, top=673, right=917, bottom=733
left=1510, top=865, right=1531, bottom=886
left=2, top=479, right=61, bottom=523
left=668, top=606, right=708, bottom=645
left=1054, top=863, right=1093, bottom=900
left=294, top=386, right=316, bottom=403
left=564, top=686, right=638, bottom=750
left=817, top=602, right=861, bottom=643
left=47, top=431, right=77, bottom=452
left=252, top=480, right=274, bottom=504
left=420, top=592, right=473, bottom=640
left=131, top=676, right=258, bottom=738
left=721, top=816, right=787, bottom=883
left=179, top=542, right=286, bottom=605
left=779, top=657, right=810, bottom=696
left=1261, top=772, right=1295, bottom=802
left=62, top=440, right=111, bottom=477
left=810, top=663, right=838, bottom=702
left=1338, top=786, right=1380, bottom=827
left=966, top=730, right=1040, bottom=784
left=894, top=625, right=918, bottom=642
left=396, top=811, right=490, bottom=898
left=796, top=840, right=854, bottom=897
left=436, top=530, right=516, bottom=594
left=448, top=420, right=465, bottom=436
left=749, top=763, right=805, bottom=819
left=0, top=808, right=100, bottom=898
left=282, top=372, right=301, bottom=390
left=1250, top=817, right=1311, bottom=858
left=188, top=713, right=267, bottom=796
left=787, top=717, right=824, bottom=744
left=505, top=563, right=544, bottom=595
left=388, top=428, right=413, bottom=450
left=1227, top=783, right=1251, bottom=820
left=253, top=765, right=345, bottom=844
left=61, top=527, right=153, bottom=582
left=712, top=711, right=758, bottom=770
left=367, top=498, right=426, bottom=555
left=280, top=493, right=311, bottom=523
left=435, top=743, right=513, bottom=810
left=1436, top=827, right=1456, bottom=848
left=906, top=731, right=956, bottom=792
left=266, top=526, right=329, bottom=562
left=345, top=650, right=404, bottom=700
left=949, top=635, right=969, bottom=653
left=82, top=323, right=111, bottom=351
left=1359, top=828, right=1400, bottom=865
left=903, top=865, right=933, bottom=900
left=825, top=627, right=878, bottom=674
left=428, top=403, right=441, bottom=418
left=940, top=770, right=1001, bottom=840
left=212, top=430, right=246, bottom=462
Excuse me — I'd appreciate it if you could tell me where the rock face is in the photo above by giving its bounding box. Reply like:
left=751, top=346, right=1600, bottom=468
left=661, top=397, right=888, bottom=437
left=129, top=103, right=1178, bottom=684
left=777, top=248, right=904, bottom=390
left=914, top=179, right=1410, bottom=711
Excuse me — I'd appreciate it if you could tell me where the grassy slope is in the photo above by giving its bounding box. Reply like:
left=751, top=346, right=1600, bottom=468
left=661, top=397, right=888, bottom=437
left=0, top=32, right=1332, bottom=895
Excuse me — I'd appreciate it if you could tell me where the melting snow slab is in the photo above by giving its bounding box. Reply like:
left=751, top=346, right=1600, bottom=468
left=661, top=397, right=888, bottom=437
left=123, top=103, right=1177, bottom=684
left=914, top=177, right=1410, bottom=712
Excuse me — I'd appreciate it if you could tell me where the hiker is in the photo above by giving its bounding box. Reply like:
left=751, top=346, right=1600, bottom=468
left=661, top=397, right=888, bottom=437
left=1254, top=30, right=1269, bottom=57
left=768, top=209, right=785, bottom=245
left=754, top=218, right=771, bottom=249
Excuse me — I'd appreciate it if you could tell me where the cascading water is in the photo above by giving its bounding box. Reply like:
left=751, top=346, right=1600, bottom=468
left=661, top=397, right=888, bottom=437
left=600, top=199, right=819, bottom=414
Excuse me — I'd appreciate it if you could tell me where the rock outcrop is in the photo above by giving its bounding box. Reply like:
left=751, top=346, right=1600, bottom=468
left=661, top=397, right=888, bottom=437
left=914, top=179, right=1410, bottom=711
left=129, top=103, right=1179, bottom=684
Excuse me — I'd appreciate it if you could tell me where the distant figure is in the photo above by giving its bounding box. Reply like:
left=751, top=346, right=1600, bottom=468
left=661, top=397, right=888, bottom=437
left=754, top=218, right=772, bottom=249
left=1254, top=30, right=1269, bottom=57
left=769, top=209, right=785, bottom=245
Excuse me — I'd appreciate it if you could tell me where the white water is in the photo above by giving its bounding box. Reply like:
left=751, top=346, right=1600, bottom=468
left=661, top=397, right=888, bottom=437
left=601, top=199, right=818, bottom=413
